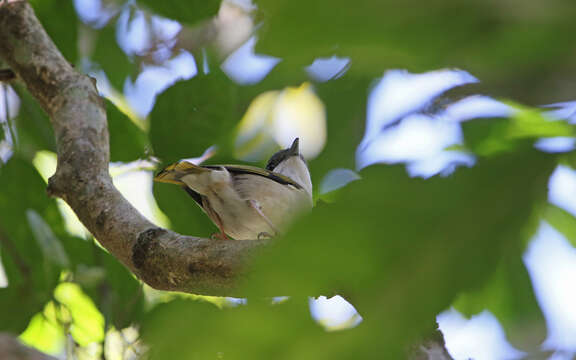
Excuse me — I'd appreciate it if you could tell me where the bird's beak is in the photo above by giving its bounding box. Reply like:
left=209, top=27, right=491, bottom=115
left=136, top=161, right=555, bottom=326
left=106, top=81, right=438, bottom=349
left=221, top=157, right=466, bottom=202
left=288, top=138, right=300, bottom=156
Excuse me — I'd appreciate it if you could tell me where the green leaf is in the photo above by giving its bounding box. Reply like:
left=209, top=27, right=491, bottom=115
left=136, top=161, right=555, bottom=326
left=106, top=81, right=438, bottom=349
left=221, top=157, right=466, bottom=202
left=241, top=149, right=554, bottom=356
left=543, top=204, right=576, bottom=247
left=0, top=157, right=66, bottom=333
left=107, top=100, right=148, bottom=162
left=149, top=71, right=240, bottom=161
left=508, top=102, right=576, bottom=139
left=142, top=298, right=343, bottom=360
left=29, top=0, right=78, bottom=63
left=152, top=182, right=216, bottom=238
left=138, top=0, right=220, bottom=25
left=26, top=209, right=70, bottom=268
left=70, top=243, right=145, bottom=330
left=19, top=308, right=65, bottom=355
left=13, top=86, right=56, bottom=154
left=92, top=21, right=135, bottom=90
left=255, top=0, right=576, bottom=87
left=54, top=283, right=105, bottom=346
left=452, top=255, right=546, bottom=352
left=461, top=108, right=576, bottom=157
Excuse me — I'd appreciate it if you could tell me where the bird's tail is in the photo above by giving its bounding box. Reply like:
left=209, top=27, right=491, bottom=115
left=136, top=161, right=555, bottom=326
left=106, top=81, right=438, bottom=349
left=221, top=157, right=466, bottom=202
left=154, top=161, right=210, bottom=185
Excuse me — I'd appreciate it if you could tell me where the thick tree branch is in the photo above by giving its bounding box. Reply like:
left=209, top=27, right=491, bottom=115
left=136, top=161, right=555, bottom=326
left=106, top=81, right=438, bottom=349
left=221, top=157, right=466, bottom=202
left=0, top=0, right=265, bottom=296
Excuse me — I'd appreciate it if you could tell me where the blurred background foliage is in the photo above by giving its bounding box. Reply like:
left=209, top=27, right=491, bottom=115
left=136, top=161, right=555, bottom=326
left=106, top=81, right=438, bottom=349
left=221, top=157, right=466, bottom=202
left=1, top=0, right=576, bottom=358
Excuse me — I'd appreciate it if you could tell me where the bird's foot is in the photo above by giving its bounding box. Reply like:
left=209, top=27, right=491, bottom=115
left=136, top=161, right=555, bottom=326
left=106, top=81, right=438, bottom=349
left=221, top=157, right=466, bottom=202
left=210, top=232, right=229, bottom=240
left=257, top=232, right=274, bottom=240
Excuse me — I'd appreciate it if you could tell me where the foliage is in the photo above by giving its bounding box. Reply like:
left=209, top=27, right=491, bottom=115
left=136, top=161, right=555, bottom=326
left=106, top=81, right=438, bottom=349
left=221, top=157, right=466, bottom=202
left=1, top=0, right=576, bottom=358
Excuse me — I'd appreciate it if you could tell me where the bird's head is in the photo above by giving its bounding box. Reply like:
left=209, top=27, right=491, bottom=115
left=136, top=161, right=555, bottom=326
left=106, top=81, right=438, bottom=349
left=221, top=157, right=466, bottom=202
left=266, top=138, right=312, bottom=195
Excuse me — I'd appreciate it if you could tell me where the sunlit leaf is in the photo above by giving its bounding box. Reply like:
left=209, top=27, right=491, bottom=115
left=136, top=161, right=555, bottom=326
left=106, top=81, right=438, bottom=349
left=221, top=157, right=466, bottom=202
left=508, top=103, right=576, bottom=139
left=20, top=309, right=65, bottom=356
left=544, top=204, right=576, bottom=247
left=54, top=282, right=105, bottom=346
left=235, top=83, right=327, bottom=160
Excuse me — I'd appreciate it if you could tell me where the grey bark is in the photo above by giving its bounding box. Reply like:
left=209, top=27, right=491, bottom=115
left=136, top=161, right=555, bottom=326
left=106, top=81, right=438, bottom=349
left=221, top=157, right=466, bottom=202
left=0, top=334, right=57, bottom=360
left=0, top=0, right=265, bottom=296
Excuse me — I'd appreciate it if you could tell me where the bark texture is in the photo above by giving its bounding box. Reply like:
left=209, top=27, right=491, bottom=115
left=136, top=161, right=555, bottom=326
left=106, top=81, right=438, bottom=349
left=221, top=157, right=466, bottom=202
left=0, top=0, right=265, bottom=296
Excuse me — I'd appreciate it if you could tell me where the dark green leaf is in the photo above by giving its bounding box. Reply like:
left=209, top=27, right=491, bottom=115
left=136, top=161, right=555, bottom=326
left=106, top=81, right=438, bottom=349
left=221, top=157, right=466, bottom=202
left=453, top=255, right=546, bottom=353
left=141, top=297, right=357, bottom=360
left=0, top=157, right=65, bottom=333
left=98, top=251, right=145, bottom=329
left=13, top=86, right=56, bottom=154
left=152, top=182, right=216, bottom=238
left=138, top=0, right=220, bottom=25
left=26, top=209, right=70, bottom=268
left=92, top=21, right=135, bottom=90
left=107, top=100, right=149, bottom=162
left=241, top=149, right=554, bottom=355
left=255, top=0, right=576, bottom=104
left=29, top=0, right=78, bottom=63
left=149, top=71, right=239, bottom=161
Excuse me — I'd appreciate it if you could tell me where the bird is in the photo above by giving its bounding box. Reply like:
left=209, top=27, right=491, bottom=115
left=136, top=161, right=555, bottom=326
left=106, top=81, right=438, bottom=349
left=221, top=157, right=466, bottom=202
left=154, top=138, right=313, bottom=240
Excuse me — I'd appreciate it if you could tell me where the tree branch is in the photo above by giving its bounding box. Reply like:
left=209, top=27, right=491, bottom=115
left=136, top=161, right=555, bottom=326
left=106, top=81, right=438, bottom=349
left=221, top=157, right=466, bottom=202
left=0, top=0, right=266, bottom=296
left=0, top=333, right=57, bottom=360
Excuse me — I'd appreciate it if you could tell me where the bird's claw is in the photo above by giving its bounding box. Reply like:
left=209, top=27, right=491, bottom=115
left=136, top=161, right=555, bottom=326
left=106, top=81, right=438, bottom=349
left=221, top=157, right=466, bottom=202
left=210, top=232, right=229, bottom=240
left=257, top=232, right=274, bottom=240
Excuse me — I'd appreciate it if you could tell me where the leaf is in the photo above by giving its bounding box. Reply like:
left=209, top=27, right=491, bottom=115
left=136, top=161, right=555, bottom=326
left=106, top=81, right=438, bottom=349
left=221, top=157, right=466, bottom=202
left=241, top=149, right=554, bottom=356
left=19, top=309, right=65, bottom=355
left=68, top=242, right=145, bottom=330
left=149, top=71, right=240, bottom=161
left=13, top=86, right=56, bottom=153
left=141, top=298, right=343, bottom=360
left=543, top=204, right=576, bottom=247
left=452, top=255, right=546, bottom=352
left=0, top=157, right=66, bottom=333
left=92, top=21, right=135, bottom=90
left=26, top=210, right=70, bottom=268
left=29, top=0, right=78, bottom=63
left=54, top=283, right=105, bottom=346
left=152, top=182, right=216, bottom=238
left=255, top=0, right=576, bottom=88
left=508, top=103, right=576, bottom=139
left=138, top=0, right=220, bottom=25
left=107, top=100, right=148, bottom=162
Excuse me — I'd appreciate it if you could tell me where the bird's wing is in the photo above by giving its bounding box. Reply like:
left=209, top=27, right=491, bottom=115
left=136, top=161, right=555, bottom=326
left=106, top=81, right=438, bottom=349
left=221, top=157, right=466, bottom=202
left=154, top=161, right=304, bottom=206
left=204, top=165, right=304, bottom=189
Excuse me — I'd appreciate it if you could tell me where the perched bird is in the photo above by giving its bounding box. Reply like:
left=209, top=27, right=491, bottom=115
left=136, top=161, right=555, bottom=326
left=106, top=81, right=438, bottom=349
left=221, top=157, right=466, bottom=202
left=154, top=138, right=313, bottom=240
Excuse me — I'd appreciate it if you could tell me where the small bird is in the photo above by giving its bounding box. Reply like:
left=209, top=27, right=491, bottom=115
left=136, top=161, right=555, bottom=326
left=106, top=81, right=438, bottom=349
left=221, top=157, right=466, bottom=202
left=154, top=138, right=313, bottom=240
